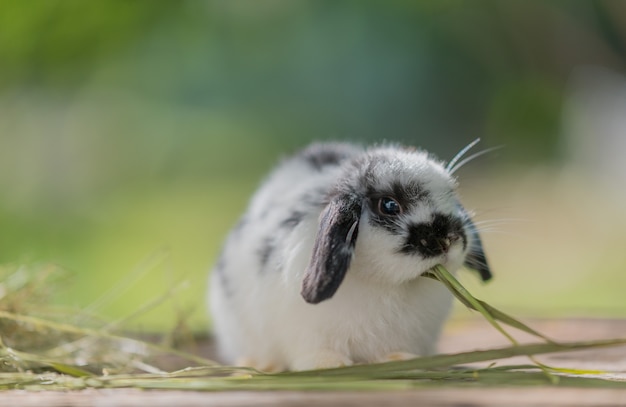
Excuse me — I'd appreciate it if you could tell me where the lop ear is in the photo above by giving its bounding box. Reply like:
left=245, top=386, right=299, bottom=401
left=463, top=217, right=492, bottom=282
left=301, top=194, right=361, bottom=304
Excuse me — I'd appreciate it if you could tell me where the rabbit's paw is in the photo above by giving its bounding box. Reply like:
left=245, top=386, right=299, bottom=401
left=291, top=349, right=353, bottom=371
left=380, top=352, right=419, bottom=362
left=235, top=357, right=285, bottom=373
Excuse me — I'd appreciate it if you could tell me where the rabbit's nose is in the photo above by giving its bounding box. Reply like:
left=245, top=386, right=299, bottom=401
left=400, top=213, right=466, bottom=258
left=419, top=236, right=451, bottom=255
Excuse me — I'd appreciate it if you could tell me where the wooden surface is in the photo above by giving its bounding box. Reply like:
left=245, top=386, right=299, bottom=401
left=2, top=388, right=626, bottom=407
left=2, top=318, right=625, bottom=406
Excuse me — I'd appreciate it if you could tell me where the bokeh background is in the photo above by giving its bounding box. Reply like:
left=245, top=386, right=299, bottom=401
left=2, top=1, right=626, bottom=331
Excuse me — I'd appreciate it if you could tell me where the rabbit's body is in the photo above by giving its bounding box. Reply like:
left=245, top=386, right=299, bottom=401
left=209, top=142, right=490, bottom=371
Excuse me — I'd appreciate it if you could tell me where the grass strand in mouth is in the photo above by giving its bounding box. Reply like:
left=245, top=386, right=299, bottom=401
left=423, top=265, right=612, bottom=383
left=424, top=265, right=554, bottom=343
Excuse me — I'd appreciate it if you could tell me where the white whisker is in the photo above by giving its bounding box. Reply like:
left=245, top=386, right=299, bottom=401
left=446, top=138, right=481, bottom=172
left=449, top=146, right=503, bottom=174
left=471, top=228, right=531, bottom=239
left=470, top=218, right=532, bottom=226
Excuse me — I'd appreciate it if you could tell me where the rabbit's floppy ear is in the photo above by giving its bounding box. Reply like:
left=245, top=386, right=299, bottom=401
left=463, top=217, right=492, bottom=282
left=301, top=194, right=361, bottom=304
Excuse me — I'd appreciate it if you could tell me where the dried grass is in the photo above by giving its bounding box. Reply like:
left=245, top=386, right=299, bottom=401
left=0, top=263, right=624, bottom=391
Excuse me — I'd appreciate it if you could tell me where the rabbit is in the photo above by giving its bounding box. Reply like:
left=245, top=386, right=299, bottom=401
left=208, top=141, right=491, bottom=372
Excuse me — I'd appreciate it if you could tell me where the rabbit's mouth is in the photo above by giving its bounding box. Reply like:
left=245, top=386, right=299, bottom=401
left=421, top=264, right=444, bottom=280
left=418, top=254, right=464, bottom=277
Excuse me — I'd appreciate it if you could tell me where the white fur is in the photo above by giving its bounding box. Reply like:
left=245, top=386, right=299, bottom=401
left=208, top=142, right=478, bottom=371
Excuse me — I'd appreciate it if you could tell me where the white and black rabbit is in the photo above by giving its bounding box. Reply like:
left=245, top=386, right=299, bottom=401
left=208, top=142, right=491, bottom=371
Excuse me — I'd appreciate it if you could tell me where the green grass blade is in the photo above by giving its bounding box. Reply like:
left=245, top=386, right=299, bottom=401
left=429, top=265, right=518, bottom=344
left=281, top=338, right=626, bottom=377
left=45, top=362, right=93, bottom=378
left=475, top=299, right=555, bottom=343
left=426, top=267, right=554, bottom=343
left=427, top=265, right=564, bottom=382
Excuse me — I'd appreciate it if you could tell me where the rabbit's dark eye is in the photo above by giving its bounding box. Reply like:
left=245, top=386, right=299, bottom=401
left=377, top=197, right=403, bottom=216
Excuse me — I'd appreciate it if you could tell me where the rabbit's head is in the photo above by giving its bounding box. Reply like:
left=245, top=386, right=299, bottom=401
left=302, top=146, right=490, bottom=304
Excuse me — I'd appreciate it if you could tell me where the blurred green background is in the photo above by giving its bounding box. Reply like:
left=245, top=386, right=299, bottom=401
left=2, top=1, right=626, bottom=331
